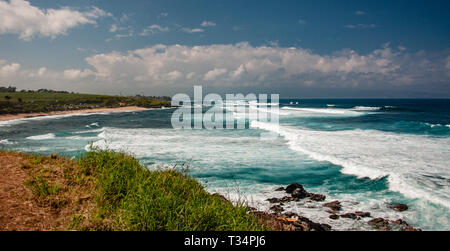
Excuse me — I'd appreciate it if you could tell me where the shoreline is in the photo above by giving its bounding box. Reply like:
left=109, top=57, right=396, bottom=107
left=0, top=106, right=150, bottom=122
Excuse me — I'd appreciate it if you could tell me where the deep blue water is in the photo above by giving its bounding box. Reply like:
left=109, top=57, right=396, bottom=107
left=1, top=99, right=449, bottom=230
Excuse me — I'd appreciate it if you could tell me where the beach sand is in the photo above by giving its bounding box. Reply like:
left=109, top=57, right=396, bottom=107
left=0, top=106, right=149, bottom=122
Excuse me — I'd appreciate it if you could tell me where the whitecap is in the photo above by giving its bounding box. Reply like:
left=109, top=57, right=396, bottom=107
left=0, top=139, right=15, bottom=145
left=352, top=106, right=382, bottom=111
left=26, top=133, right=56, bottom=140
left=251, top=121, right=450, bottom=208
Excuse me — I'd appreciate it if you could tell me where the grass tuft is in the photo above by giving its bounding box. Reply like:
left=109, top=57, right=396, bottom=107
left=78, top=149, right=267, bottom=231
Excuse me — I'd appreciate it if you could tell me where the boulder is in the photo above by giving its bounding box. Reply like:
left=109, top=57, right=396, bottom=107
left=282, top=212, right=299, bottom=218
left=369, top=218, right=390, bottom=231
left=267, top=198, right=281, bottom=204
left=275, top=187, right=285, bottom=191
left=323, top=201, right=342, bottom=211
left=285, top=183, right=305, bottom=194
left=329, top=214, right=340, bottom=220
left=340, top=213, right=358, bottom=220
left=270, top=205, right=284, bottom=213
left=390, top=219, right=409, bottom=226
left=389, top=203, right=408, bottom=212
left=355, top=211, right=371, bottom=218
left=402, top=226, right=422, bottom=232
left=308, top=193, right=326, bottom=202
left=292, top=188, right=309, bottom=199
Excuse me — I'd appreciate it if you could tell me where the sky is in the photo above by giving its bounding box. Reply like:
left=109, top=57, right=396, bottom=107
left=0, top=0, right=449, bottom=98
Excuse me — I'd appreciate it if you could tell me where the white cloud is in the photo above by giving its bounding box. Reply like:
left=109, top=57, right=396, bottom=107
left=109, top=24, right=118, bottom=33
left=140, top=24, right=169, bottom=36
left=345, top=24, right=377, bottom=29
left=204, top=68, right=227, bottom=81
left=63, top=69, right=93, bottom=80
left=0, top=60, right=20, bottom=76
left=445, top=56, right=450, bottom=70
left=355, top=10, right=367, bottom=15
left=298, top=19, right=307, bottom=25
left=182, top=28, right=204, bottom=33
left=0, top=0, right=111, bottom=41
left=201, top=21, right=216, bottom=27
left=2, top=43, right=450, bottom=95
left=81, top=43, right=447, bottom=89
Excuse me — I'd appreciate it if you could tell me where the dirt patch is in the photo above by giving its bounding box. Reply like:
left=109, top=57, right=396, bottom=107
left=0, top=152, right=94, bottom=231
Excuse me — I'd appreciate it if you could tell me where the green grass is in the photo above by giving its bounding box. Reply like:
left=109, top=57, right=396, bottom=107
left=26, top=176, right=60, bottom=198
left=0, top=92, right=171, bottom=114
left=77, top=149, right=267, bottom=231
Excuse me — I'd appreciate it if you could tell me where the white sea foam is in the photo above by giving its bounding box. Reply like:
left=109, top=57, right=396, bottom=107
left=251, top=121, right=450, bottom=208
left=26, top=133, right=56, bottom=140
left=352, top=106, right=382, bottom=111
left=0, top=139, right=15, bottom=145
left=0, top=113, right=108, bottom=127
left=281, top=106, right=366, bottom=117
left=86, top=122, right=100, bottom=128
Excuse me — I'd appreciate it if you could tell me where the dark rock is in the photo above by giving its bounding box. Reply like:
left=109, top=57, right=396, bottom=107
left=329, top=214, right=340, bottom=220
left=340, top=213, right=358, bottom=220
left=292, top=188, right=309, bottom=199
left=280, top=196, right=299, bottom=203
left=267, top=198, right=281, bottom=203
left=275, top=187, right=285, bottom=191
left=323, top=201, right=342, bottom=211
left=389, top=203, right=408, bottom=212
left=390, top=219, right=409, bottom=226
left=283, top=212, right=299, bottom=218
left=326, top=209, right=338, bottom=215
left=50, top=154, right=58, bottom=159
left=321, top=224, right=332, bottom=231
left=270, top=205, right=284, bottom=213
left=252, top=211, right=331, bottom=231
left=307, top=193, right=326, bottom=202
left=369, top=218, right=390, bottom=231
left=402, top=226, right=422, bottom=232
left=355, top=211, right=371, bottom=218
left=285, top=183, right=305, bottom=194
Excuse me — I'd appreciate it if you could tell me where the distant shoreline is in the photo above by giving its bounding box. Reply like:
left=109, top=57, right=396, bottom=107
left=0, top=106, right=149, bottom=122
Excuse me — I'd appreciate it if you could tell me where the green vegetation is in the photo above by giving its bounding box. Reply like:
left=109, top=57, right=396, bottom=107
left=77, top=149, right=267, bottom=231
left=0, top=89, right=171, bottom=114
left=10, top=150, right=267, bottom=231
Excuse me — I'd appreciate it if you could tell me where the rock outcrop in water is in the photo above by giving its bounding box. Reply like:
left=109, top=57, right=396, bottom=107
left=389, top=203, right=409, bottom=212
left=264, top=183, right=421, bottom=231
left=250, top=210, right=332, bottom=231
left=323, top=201, right=342, bottom=211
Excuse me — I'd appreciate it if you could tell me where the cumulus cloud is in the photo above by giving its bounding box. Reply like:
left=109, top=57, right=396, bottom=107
left=0, top=0, right=111, bottom=40
left=63, top=69, right=93, bottom=80
left=0, top=60, right=21, bottom=77
left=355, top=10, right=367, bottom=15
left=80, top=43, right=449, bottom=90
left=201, top=21, right=216, bottom=27
left=2, top=43, right=450, bottom=95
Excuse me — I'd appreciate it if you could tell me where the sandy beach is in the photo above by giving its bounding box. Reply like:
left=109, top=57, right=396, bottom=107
left=0, top=106, right=149, bottom=122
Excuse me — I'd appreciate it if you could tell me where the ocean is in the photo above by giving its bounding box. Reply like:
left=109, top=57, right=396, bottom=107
left=1, top=99, right=449, bottom=231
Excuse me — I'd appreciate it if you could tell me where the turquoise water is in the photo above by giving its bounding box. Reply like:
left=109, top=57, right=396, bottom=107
left=1, top=99, right=449, bottom=230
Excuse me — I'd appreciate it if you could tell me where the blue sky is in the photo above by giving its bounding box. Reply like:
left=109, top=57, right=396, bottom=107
left=0, top=0, right=449, bottom=97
